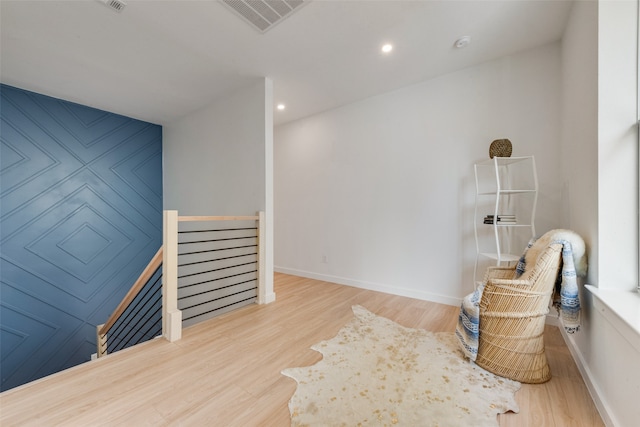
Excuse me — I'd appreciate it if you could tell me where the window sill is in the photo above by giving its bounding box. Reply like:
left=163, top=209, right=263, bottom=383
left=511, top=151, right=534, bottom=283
left=585, top=285, right=640, bottom=353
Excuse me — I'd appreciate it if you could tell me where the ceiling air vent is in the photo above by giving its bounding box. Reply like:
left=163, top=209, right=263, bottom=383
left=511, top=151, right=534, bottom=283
left=220, top=0, right=309, bottom=33
left=100, top=0, right=127, bottom=12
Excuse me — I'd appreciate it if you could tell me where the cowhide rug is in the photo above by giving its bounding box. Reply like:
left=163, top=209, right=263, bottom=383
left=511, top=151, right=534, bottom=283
left=282, top=305, right=520, bottom=426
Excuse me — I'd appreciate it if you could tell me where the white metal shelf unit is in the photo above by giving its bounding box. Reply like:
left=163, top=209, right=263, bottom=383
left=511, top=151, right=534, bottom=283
left=473, top=156, right=538, bottom=285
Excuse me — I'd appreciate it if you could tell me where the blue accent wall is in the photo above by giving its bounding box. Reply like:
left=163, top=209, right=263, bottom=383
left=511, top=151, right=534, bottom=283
left=0, top=84, right=163, bottom=391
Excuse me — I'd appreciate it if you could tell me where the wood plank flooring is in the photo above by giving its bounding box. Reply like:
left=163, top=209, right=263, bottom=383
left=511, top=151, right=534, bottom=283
left=0, top=273, right=604, bottom=426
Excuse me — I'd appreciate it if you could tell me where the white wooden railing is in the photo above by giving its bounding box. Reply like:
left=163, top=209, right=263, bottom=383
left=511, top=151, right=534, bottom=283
left=98, top=211, right=266, bottom=356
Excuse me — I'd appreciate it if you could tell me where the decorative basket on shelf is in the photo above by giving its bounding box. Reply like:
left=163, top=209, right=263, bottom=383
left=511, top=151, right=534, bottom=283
left=489, top=139, right=512, bottom=159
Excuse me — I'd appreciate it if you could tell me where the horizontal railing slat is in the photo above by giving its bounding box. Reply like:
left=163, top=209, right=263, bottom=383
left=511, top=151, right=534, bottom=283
left=107, top=270, right=162, bottom=345
left=181, top=291, right=257, bottom=328
left=178, top=271, right=257, bottom=299
left=100, top=247, right=164, bottom=336
left=178, top=215, right=259, bottom=222
left=179, top=279, right=257, bottom=308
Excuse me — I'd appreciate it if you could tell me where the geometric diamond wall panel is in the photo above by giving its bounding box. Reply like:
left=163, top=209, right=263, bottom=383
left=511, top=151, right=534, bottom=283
left=1, top=138, right=28, bottom=171
left=0, top=84, right=162, bottom=391
left=0, top=300, right=59, bottom=387
left=0, top=117, right=60, bottom=196
left=57, top=223, right=112, bottom=265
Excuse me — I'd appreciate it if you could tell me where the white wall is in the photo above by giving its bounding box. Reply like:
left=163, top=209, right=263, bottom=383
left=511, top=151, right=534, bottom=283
left=274, top=43, right=563, bottom=305
left=561, top=1, right=640, bottom=426
left=164, top=79, right=269, bottom=215
left=561, top=0, right=599, bottom=268
left=597, top=0, right=638, bottom=291
left=163, top=78, right=275, bottom=302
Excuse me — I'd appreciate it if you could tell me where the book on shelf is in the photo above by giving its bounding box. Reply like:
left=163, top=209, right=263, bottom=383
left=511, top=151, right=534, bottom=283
left=483, top=214, right=517, bottom=224
left=484, top=219, right=517, bottom=224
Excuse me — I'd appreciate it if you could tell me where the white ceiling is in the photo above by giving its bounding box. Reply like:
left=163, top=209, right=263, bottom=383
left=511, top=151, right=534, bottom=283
left=0, top=0, right=574, bottom=126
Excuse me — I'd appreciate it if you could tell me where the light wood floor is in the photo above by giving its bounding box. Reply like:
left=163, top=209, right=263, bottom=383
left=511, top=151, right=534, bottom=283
left=0, top=273, right=604, bottom=426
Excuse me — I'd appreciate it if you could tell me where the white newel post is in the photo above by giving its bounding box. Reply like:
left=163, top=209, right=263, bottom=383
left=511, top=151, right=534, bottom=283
left=96, top=323, right=107, bottom=358
left=163, top=210, right=182, bottom=342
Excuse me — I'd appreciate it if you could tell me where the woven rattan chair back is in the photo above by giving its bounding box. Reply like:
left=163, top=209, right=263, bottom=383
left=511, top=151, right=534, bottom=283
left=475, top=242, right=563, bottom=383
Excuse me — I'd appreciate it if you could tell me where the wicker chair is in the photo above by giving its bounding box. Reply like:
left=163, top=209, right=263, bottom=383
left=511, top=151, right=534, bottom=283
left=475, top=239, right=563, bottom=384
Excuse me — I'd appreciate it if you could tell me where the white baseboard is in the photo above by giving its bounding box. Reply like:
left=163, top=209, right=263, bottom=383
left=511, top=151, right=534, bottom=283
left=274, top=266, right=462, bottom=307
left=558, top=327, right=616, bottom=427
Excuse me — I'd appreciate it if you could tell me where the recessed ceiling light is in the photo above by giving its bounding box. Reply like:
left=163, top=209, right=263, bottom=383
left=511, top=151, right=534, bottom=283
left=381, top=44, right=393, bottom=53
left=454, top=36, right=472, bottom=49
left=277, top=104, right=286, bottom=111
